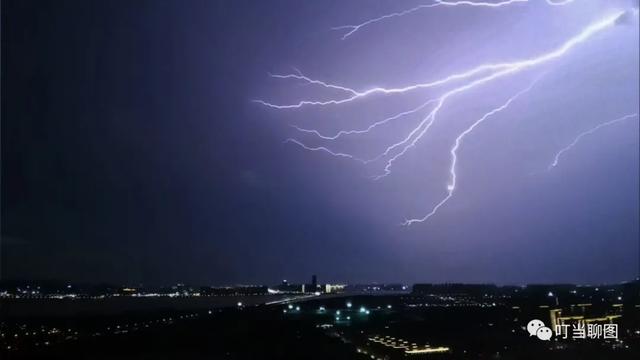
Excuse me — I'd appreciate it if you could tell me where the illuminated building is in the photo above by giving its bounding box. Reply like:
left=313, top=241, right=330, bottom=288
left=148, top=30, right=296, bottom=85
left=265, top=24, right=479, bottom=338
left=324, top=284, right=346, bottom=294
left=365, top=335, right=450, bottom=359
left=549, top=307, right=622, bottom=328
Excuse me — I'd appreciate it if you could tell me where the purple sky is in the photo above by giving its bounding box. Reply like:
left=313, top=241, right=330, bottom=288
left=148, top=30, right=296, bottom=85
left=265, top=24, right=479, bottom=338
left=3, top=0, right=639, bottom=286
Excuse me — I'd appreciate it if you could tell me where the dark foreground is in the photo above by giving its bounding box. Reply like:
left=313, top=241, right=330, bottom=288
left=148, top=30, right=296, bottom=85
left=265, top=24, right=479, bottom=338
left=2, top=290, right=640, bottom=359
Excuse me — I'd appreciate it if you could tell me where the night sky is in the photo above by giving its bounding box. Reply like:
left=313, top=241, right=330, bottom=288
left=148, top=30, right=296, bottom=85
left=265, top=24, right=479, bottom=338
left=2, top=0, right=639, bottom=286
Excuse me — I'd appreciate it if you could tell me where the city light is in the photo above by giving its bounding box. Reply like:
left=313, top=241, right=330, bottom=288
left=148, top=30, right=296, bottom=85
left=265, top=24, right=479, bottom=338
left=405, top=347, right=451, bottom=354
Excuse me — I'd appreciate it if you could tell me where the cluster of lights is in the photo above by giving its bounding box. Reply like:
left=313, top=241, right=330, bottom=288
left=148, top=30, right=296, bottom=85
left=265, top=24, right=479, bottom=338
left=1, top=283, right=282, bottom=299
left=282, top=304, right=302, bottom=313
left=1, top=311, right=203, bottom=352
left=368, top=334, right=450, bottom=354
left=281, top=301, right=393, bottom=319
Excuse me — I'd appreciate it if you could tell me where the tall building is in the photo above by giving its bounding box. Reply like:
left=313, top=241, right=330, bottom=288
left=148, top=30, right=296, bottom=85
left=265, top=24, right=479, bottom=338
left=304, top=275, right=319, bottom=293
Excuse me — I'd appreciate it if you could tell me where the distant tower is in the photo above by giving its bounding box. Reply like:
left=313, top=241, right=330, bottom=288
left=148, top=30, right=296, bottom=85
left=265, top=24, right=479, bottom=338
left=308, top=275, right=318, bottom=292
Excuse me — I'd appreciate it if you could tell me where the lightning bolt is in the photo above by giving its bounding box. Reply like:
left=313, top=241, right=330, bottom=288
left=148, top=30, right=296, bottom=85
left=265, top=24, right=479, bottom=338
left=257, top=10, right=624, bottom=111
left=548, top=113, right=639, bottom=170
left=402, top=81, right=538, bottom=226
left=283, top=138, right=367, bottom=163
left=254, top=64, right=508, bottom=109
left=292, top=98, right=438, bottom=140
left=269, top=68, right=359, bottom=96
left=258, top=9, right=637, bottom=225
left=294, top=11, right=624, bottom=177
left=332, top=0, right=575, bottom=40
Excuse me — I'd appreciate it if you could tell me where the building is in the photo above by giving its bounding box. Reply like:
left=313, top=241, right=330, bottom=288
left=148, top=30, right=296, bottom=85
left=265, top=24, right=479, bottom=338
left=305, top=275, right=319, bottom=293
